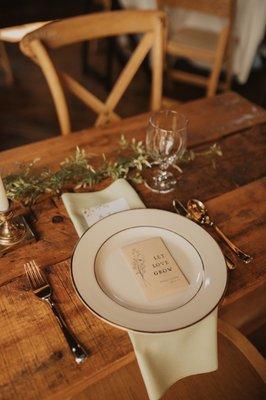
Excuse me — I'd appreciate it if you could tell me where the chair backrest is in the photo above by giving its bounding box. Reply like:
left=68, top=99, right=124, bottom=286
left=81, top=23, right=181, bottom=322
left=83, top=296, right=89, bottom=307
left=20, top=10, right=165, bottom=135
left=157, top=0, right=233, bottom=18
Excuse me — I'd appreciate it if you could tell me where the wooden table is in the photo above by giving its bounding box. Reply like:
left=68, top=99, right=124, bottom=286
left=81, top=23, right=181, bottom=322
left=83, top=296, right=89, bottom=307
left=0, top=92, right=265, bottom=400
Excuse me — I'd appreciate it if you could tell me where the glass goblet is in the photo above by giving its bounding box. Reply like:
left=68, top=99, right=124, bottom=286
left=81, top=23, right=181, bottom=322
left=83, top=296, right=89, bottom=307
left=145, top=110, right=188, bottom=193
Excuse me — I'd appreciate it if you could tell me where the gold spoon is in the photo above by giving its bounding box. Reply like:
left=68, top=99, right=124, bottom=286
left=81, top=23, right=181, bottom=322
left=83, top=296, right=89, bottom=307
left=187, top=199, right=253, bottom=264
left=172, top=199, right=236, bottom=270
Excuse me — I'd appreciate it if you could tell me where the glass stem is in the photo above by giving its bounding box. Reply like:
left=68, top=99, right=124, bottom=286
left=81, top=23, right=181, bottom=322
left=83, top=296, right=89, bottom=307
left=156, top=162, right=169, bottom=182
left=159, top=161, right=169, bottom=172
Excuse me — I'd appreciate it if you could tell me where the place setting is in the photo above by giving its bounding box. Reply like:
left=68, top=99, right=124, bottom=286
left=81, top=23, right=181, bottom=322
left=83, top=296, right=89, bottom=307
left=68, top=109, right=232, bottom=336
left=0, top=3, right=265, bottom=399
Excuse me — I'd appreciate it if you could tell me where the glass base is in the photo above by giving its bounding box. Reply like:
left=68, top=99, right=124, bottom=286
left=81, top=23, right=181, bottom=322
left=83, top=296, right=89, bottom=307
left=144, top=171, right=177, bottom=194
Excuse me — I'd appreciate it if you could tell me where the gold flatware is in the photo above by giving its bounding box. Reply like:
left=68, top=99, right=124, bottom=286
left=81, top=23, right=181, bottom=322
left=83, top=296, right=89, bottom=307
left=187, top=199, right=253, bottom=264
left=172, top=199, right=236, bottom=270
left=24, top=260, right=88, bottom=364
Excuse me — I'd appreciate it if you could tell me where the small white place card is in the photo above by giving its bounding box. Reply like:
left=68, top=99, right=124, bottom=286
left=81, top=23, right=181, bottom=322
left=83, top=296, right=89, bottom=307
left=83, top=197, right=130, bottom=227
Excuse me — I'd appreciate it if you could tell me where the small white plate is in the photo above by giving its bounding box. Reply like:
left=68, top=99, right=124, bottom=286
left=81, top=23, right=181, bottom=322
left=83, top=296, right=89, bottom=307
left=71, top=209, right=227, bottom=333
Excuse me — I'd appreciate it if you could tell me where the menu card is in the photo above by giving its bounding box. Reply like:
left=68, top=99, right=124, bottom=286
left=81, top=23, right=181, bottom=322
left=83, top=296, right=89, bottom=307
left=122, top=237, right=189, bottom=301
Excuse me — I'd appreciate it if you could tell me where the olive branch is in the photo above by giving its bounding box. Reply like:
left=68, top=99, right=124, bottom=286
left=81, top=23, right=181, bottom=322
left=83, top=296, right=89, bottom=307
left=3, top=135, right=222, bottom=206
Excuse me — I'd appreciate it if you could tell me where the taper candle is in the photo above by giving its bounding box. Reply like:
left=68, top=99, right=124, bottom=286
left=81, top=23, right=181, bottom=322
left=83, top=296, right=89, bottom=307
left=0, top=175, right=9, bottom=212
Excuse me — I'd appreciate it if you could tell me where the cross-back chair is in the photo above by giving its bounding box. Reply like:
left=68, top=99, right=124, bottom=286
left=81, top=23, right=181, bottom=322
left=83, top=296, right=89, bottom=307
left=73, top=319, right=266, bottom=399
left=157, top=0, right=235, bottom=97
left=20, top=10, right=165, bottom=135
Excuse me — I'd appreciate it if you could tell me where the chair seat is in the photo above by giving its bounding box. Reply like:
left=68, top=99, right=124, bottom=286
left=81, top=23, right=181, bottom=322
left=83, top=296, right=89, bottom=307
left=167, top=28, right=220, bottom=61
left=74, top=323, right=266, bottom=400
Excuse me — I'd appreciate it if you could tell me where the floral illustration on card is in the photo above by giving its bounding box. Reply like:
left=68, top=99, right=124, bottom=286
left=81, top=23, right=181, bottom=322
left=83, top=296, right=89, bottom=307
left=131, top=248, right=150, bottom=286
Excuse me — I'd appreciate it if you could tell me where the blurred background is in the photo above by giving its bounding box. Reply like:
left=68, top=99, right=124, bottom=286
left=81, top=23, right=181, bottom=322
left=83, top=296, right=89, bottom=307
left=0, top=0, right=265, bottom=151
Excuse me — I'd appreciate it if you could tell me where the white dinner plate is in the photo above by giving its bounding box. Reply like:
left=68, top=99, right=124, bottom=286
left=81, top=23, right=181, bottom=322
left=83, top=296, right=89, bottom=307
left=71, top=209, right=227, bottom=333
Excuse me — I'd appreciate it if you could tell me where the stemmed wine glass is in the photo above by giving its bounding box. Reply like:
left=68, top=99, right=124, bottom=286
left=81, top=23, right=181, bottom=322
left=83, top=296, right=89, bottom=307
left=145, top=110, right=188, bottom=193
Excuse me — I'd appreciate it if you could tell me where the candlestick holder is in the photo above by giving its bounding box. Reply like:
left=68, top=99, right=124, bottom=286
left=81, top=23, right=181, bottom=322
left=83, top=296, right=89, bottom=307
left=0, top=206, right=36, bottom=257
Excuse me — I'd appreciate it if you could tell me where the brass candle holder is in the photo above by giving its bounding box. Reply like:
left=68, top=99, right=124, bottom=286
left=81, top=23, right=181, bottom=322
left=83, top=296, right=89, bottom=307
left=0, top=204, right=36, bottom=257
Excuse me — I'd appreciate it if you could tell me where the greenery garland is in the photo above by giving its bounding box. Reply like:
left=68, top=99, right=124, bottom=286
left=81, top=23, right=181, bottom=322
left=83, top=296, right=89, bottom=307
left=3, top=135, right=222, bottom=206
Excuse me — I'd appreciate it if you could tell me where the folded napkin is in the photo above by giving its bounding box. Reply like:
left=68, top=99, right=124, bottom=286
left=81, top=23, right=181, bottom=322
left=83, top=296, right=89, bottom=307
left=62, top=179, right=218, bottom=400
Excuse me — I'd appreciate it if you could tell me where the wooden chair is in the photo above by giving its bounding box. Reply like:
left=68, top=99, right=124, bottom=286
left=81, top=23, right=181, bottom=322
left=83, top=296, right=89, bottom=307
left=73, top=319, right=266, bottom=400
left=157, top=0, right=235, bottom=97
left=20, top=10, right=165, bottom=135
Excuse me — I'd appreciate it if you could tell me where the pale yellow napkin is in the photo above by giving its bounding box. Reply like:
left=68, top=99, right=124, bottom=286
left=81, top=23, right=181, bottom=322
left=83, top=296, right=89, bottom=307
left=62, top=179, right=218, bottom=400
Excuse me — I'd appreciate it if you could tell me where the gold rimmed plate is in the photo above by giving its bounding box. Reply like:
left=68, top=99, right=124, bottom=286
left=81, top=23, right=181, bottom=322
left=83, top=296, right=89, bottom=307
left=71, top=209, right=227, bottom=333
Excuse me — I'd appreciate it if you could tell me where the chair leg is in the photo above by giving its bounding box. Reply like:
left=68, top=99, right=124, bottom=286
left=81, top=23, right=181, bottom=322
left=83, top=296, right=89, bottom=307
left=207, top=27, right=229, bottom=97
left=207, top=60, right=222, bottom=97
left=105, top=37, right=115, bottom=92
left=0, top=42, right=14, bottom=86
left=81, top=41, right=89, bottom=75
left=224, top=55, right=233, bottom=91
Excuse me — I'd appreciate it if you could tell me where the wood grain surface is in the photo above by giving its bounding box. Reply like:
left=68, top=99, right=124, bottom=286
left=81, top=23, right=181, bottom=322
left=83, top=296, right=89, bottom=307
left=0, top=92, right=265, bottom=399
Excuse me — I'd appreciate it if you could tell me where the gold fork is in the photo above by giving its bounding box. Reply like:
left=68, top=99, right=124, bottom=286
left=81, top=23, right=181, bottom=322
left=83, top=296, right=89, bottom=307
left=24, top=260, right=88, bottom=364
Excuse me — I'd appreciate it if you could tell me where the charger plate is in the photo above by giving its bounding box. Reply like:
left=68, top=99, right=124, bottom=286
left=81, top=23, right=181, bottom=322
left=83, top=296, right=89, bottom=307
left=71, top=209, right=227, bottom=333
